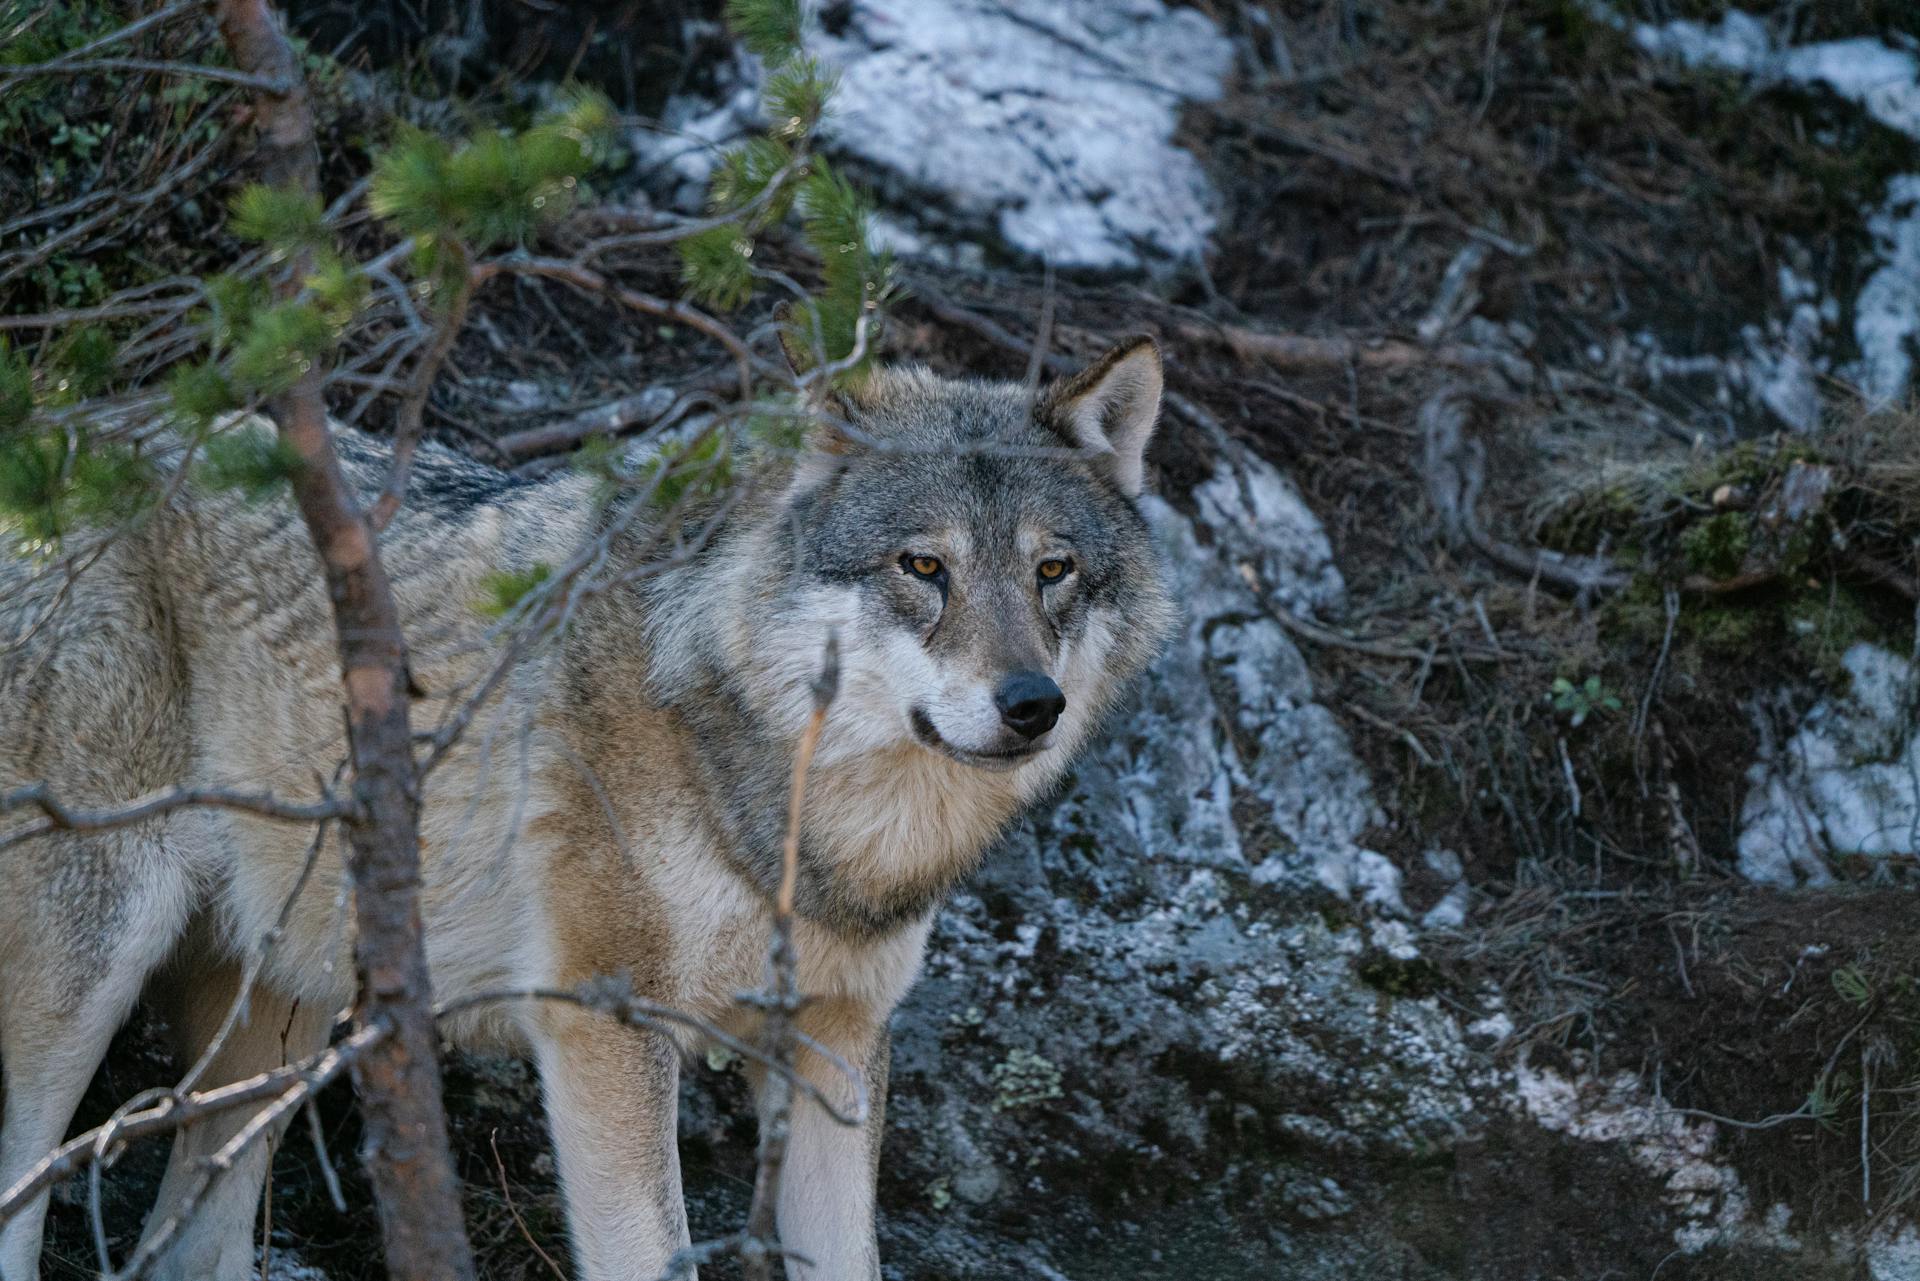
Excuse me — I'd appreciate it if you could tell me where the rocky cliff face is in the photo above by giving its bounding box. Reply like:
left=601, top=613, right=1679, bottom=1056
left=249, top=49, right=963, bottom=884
left=850, top=441, right=1920, bottom=1279
left=694, top=3, right=1920, bottom=1276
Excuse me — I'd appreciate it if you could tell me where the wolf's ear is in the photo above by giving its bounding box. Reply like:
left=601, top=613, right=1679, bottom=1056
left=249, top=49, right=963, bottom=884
left=1038, top=336, right=1164, bottom=497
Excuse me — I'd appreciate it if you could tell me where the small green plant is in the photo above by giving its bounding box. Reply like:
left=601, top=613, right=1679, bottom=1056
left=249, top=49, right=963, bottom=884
left=1833, top=963, right=1874, bottom=1008
left=1808, top=1066, right=1853, bottom=1129
left=1678, top=512, right=1751, bottom=578
left=1549, top=675, right=1623, bottom=728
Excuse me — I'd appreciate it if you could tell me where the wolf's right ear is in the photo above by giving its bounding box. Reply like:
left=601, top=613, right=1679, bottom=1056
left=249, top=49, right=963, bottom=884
left=1038, top=336, right=1164, bottom=497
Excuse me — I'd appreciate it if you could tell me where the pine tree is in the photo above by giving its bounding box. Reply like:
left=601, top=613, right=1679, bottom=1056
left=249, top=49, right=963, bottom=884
left=1, top=0, right=892, bottom=551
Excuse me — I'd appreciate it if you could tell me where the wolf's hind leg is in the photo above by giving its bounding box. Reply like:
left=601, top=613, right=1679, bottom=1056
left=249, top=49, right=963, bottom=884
left=0, top=838, right=195, bottom=1281
left=141, top=958, right=334, bottom=1281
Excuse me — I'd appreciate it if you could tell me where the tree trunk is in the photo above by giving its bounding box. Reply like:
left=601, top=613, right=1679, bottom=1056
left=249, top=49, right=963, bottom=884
left=211, top=4, right=477, bottom=1278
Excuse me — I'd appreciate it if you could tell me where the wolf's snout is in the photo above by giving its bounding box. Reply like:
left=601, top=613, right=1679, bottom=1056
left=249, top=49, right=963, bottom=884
left=995, top=671, right=1065, bottom=739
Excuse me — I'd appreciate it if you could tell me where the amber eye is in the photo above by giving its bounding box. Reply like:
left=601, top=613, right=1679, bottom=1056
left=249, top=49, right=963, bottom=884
left=1037, top=558, right=1072, bottom=583
left=905, top=554, right=943, bottom=579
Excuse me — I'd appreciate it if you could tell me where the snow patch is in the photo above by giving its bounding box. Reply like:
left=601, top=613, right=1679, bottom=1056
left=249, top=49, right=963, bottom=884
left=1870, top=1225, right=1920, bottom=1281
left=634, top=1, right=1233, bottom=269
left=1634, top=12, right=1920, bottom=139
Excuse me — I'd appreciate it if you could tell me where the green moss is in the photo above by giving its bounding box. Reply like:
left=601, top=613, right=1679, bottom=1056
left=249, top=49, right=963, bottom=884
left=1598, top=576, right=1669, bottom=647
left=1679, top=513, right=1750, bottom=577
left=990, top=1048, right=1064, bottom=1112
left=1356, top=952, right=1440, bottom=999
left=1786, top=586, right=1884, bottom=687
left=1682, top=602, right=1765, bottom=654
left=1680, top=440, right=1824, bottom=501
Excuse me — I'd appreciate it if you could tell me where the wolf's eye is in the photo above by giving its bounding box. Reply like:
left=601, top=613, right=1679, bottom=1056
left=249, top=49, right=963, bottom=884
left=1037, top=558, right=1073, bottom=584
left=904, top=554, right=943, bottom=579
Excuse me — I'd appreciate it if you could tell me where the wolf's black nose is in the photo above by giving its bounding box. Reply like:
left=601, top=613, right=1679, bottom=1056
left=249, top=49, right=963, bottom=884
left=996, top=672, right=1065, bottom=739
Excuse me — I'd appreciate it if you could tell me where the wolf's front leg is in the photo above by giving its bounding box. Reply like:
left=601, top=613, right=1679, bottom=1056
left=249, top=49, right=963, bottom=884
left=535, top=1010, right=692, bottom=1281
left=756, top=1006, right=889, bottom=1281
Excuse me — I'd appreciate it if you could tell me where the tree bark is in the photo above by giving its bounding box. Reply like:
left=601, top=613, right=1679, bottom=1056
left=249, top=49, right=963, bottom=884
left=211, top=4, right=478, bottom=1278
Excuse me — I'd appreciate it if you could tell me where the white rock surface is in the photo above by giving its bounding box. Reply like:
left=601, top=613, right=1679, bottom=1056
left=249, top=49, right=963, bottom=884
left=631, top=0, right=1234, bottom=270
left=810, top=0, right=1232, bottom=269
left=1858, top=175, right=1920, bottom=408
left=1515, top=1059, right=1798, bottom=1256
left=1631, top=9, right=1920, bottom=413
left=1737, top=643, right=1920, bottom=886
left=1634, top=11, right=1920, bottom=138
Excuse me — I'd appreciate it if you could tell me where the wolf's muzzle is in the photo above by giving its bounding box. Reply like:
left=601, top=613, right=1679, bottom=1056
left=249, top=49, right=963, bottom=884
left=995, top=671, right=1065, bottom=739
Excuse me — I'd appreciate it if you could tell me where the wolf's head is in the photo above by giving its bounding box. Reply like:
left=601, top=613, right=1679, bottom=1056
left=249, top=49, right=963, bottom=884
left=731, top=337, right=1176, bottom=782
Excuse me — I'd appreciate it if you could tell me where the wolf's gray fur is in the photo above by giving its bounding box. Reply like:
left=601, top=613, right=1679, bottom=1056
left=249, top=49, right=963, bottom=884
left=0, top=339, right=1174, bottom=1281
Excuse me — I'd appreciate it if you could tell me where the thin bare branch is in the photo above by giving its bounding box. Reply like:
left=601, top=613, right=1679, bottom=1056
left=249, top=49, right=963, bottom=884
left=432, top=983, right=867, bottom=1128
left=570, top=155, right=805, bottom=259
left=743, top=635, right=840, bottom=1281
left=11, top=0, right=199, bottom=67
left=489, top=1131, right=568, bottom=1281
left=370, top=240, right=474, bottom=531
left=470, top=255, right=759, bottom=400
left=0, top=292, right=202, bottom=331
left=0, top=1024, right=387, bottom=1230
left=0, top=781, right=348, bottom=852
left=497, top=385, right=717, bottom=464
left=0, top=57, right=289, bottom=92
left=111, top=1030, right=379, bottom=1281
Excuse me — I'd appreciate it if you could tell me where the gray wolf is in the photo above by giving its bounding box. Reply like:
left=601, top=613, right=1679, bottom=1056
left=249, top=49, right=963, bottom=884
left=0, top=337, right=1174, bottom=1280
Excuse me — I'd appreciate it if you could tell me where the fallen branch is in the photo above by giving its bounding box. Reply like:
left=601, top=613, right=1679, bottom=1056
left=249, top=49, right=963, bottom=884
left=566, top=154, right=806, bottom=260
left=1840, top=549, right=1920, bottom=602
left=0, top=57, right=288, bottom=92
left=1420, top=390, right=1629, bottom=596
left=1265, top=601, right=1506, bottom=665
left=0, top=292, right=203, bottom=331
left=497, top=385, right=718, bottom=464
left=1180, top=317, right=1534, bottom=384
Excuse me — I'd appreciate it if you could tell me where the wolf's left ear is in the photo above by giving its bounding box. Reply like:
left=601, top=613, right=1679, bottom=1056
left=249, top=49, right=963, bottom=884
left=1038, top=336, right=1164, bottom=497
